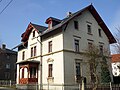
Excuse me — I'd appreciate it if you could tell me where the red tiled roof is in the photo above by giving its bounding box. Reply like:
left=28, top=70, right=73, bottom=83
left=112, top=54, right=120, bottom=63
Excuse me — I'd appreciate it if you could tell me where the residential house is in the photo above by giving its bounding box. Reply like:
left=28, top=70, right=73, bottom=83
left=111, top=54, right=120, bottom=84
left=16, top=5, right=116, bottom=90
left=0, top=44, right=17, bottom=81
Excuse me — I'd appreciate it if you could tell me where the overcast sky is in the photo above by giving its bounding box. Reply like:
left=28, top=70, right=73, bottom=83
left=0, top=0, right=120, bottom=52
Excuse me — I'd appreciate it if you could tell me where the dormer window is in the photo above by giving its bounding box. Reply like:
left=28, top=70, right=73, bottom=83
left=33, top=31, right=35, bottom=37
left=74, top=21, right=79, bottom=30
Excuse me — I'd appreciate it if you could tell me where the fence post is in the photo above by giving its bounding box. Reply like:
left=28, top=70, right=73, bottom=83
left=79, top=83, right=81, bottom=90
left=81, top=79, right=85, bottom=90
left=10, top=80, right=11, bottom=87
left=110, top=82, right=112, bottom=90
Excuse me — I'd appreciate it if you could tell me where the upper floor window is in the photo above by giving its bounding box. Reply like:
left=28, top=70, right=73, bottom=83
left=48, top=64, right=53, bottom=77
left=87, top=24, right=92, bottom=34
left=5, top=72, right=10, bottom=79
left=22, top=51, right=25, bottom=60
left=34, top=46, right=36, bottom=56
left=74, top=21, right=79, bottom=30
left=31, top=47, right=33, bottom=57
left=98, top=29, right=102, bottom=37
left=99, top=45, right=103, bottom=55
left=6, top=64, right=10, bottom=69
left=74, top=39, right=79, bottom=52
left=33, top=31, right=35, bottom=37
left=48, top=41, right=52, bottom=53
left=31, top=46, right=37, bottom=57
left=88, top=42, right=93, bottom=49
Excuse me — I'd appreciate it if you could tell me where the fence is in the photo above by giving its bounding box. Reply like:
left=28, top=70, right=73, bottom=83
left=0, top=80, right=16, bottom=87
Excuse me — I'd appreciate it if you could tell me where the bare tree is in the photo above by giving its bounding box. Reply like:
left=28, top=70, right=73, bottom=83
left=83, top=44, right=111, bottom=90
left=112, top=26, right=120, bottom=54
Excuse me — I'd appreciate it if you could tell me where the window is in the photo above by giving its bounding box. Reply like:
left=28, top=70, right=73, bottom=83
left=22, top=68, right=24, bottom=78
left=88, top=42, right=93, bottom=49
left=6, top=64, right=10, bottom=69
left=31, top=46, right=37, bottom=57
left=74, top=21, right=79, bottom=29
left=22, top=51, right=25, bottom=60
left=7, top=55, right=10, bottom=59
left=34, top=46, right=36, bottom=56
left=99, top=45, right=103, bottom=55
left=48, top=64, right=53, bottom=77
left=48, top=41, right=52, bottom=53
left=31, top=47, right=33, bottom=57
left=5, top=72, right=10, bottom=79
left=76, top=62, right=81, bottom=83
left=87, top=25, right=92, bottom=34
left=30, top=67, right=36, bottom=78
left=98, top=29, right=102, bottom=37
left=74, top=39, right=79, bottom=52
left=33, top=31, right=35, bottom=37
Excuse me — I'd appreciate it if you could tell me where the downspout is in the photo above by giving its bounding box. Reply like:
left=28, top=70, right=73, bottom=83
left=37, top=36, right=43, bottom=90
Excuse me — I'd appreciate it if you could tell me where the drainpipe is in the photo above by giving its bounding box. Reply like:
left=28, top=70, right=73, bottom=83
left=37, top=36, right=42, bottom=90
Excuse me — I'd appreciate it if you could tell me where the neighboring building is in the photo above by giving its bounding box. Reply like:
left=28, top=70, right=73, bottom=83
left=0, top=44, right=17, bottom=81
left=16, top=5, right=116, bottom=89
left=111, top=54, right=120, bottom=76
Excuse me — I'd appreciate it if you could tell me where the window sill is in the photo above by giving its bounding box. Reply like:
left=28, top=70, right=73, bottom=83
left=47, top=77, right=54, bottom=83
left=87, top=33, right=93, bottom=35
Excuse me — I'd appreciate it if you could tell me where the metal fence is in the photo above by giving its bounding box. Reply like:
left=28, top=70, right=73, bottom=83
left=0, top=80, right=16, bottom=87
left=16, top=83, right=120, bottom=90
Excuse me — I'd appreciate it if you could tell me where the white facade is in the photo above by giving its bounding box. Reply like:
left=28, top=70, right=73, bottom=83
left=16, top=5, right=115, bottom=90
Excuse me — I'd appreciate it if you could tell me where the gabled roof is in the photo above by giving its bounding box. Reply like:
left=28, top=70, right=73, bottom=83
left=31, top=23, right=47, bottom=33
left=112, top=54, right=120, bottom=63
left=21, top=22, right=47, bottom=42
left=0, top=48, right=17, bottom=54
left=41, top=4, right=116, bottom=44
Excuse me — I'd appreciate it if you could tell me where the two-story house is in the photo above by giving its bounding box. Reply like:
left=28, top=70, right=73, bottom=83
left=16, top=5, right=116, bottom=90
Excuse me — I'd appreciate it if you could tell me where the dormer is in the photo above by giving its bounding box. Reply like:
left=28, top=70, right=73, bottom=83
left=45, top=17, right=61, bottom=30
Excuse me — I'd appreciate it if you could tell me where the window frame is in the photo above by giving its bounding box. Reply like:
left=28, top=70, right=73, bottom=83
left=74, top=21, right=79, bottom=30
left=87, top=24, right=92, bottom=34
left=98, top=29, right=102, bottom=37
left=48, top=41, right=52, bottom=53
left=22, top=51, right=25, bottom=60
left=34, top=46, right=36, bottom=56
left=33, top=30, right=35, bottom=37
left=31, top=47, right=33, bottom=57
left=48, top=64, right=53, bottom=77
left=74, top=39, right=79, bottom=52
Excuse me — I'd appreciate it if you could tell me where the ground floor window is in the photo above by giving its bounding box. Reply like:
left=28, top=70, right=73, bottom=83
left=75, top=62, right=81, bottom=83
left=48, top=64, right=53, bottom=77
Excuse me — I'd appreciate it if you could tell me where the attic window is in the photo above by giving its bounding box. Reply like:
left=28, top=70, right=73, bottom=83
left=74, top=21, right=79, bottom=30
left=33, top=31, right=35, bottom=37
left=98, top=29, right=102, bottom=37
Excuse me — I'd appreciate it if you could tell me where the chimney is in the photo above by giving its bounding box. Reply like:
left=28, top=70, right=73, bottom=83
left=1, top=44, right=6, bottom=49
left=67, top=12, right=72, bottom=17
